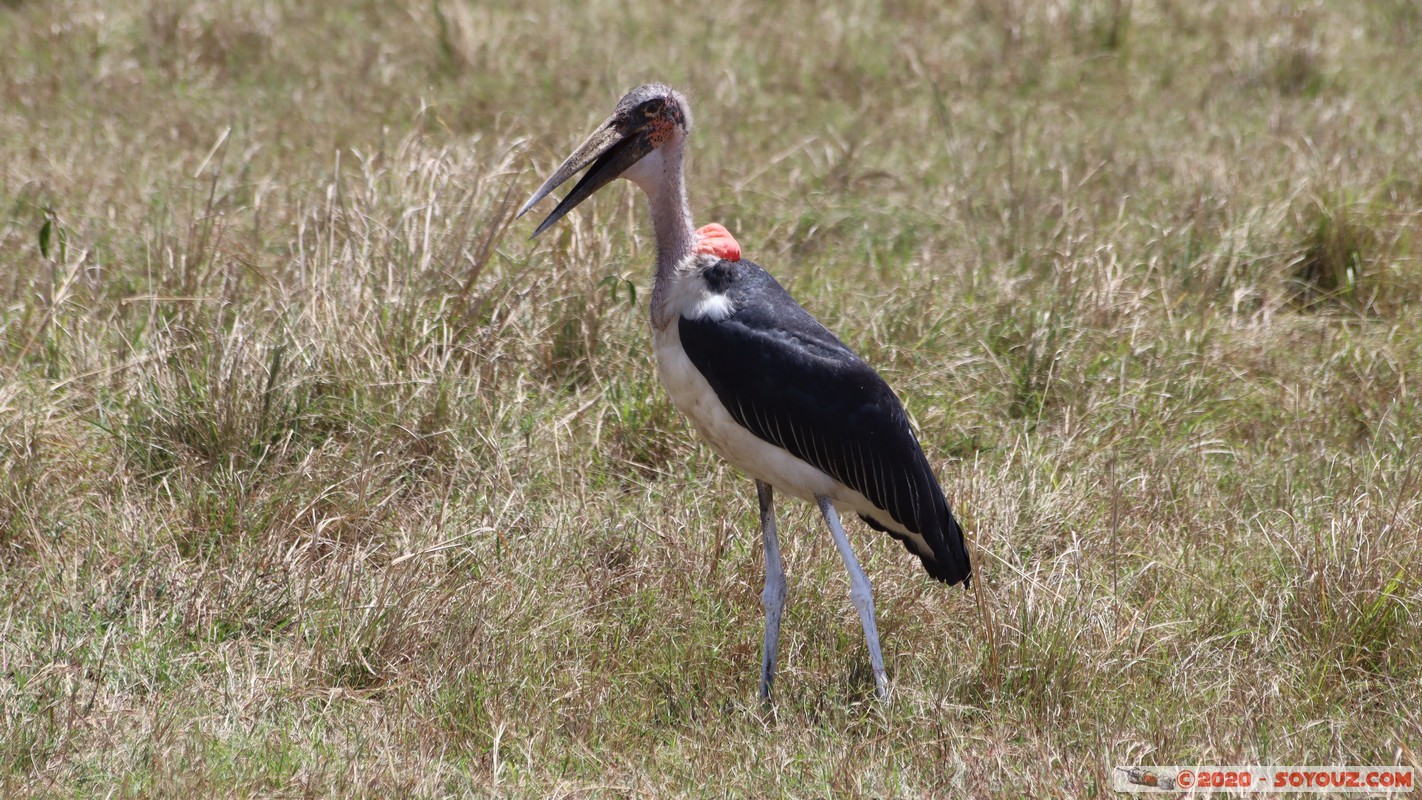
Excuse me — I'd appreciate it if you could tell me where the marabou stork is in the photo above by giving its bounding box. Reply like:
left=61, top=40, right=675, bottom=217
left=518, top=84, right=971, bottom=701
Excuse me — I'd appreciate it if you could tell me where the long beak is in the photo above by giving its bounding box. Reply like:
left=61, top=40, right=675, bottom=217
left=518, top=118, right=655, bottom=238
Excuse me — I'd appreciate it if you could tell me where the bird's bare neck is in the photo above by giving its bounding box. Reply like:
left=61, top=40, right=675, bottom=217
left=639, top=141, right=695, bottom=331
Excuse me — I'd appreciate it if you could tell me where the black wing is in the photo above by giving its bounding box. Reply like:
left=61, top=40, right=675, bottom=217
left=678, top=259, right=970, bottom=585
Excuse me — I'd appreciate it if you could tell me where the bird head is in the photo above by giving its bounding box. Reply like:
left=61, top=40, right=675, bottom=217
left=518, top=84, right=691, bottom=237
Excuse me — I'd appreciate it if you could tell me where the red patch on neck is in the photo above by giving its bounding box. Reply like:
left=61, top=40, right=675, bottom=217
left=694, top=223, right=741, bottom=262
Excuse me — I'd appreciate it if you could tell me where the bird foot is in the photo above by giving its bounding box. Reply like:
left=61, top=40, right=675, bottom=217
left=874, top=674, right=891, bottom=704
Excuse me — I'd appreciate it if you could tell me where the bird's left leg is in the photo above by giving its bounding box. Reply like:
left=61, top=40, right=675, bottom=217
left=757, top=480, right=787, bottom=703
left=816, top=495, right=889, bottom=701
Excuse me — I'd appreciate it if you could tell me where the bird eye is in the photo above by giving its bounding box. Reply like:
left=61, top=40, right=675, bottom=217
left=643, top=99, right=664, bottom=117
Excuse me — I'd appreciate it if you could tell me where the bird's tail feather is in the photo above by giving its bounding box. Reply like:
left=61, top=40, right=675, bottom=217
left=927, top=508, right=972, bottom=586
left=859, top=501, right=971, bottom=587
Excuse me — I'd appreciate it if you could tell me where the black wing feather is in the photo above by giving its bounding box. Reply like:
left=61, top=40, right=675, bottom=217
left=677, top=259, right=970, bottom=585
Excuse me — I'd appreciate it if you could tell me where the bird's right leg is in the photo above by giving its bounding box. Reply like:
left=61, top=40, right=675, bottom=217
left=817, top=495, right=890, bottom=701
left=757, top=480, right=787, bottom=703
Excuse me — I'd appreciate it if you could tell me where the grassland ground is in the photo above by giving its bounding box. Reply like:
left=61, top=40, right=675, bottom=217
left=2, top=0, right=1421, bottom=796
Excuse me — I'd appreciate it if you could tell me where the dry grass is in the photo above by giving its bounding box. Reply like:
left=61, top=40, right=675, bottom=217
left=2, top=0, right=1421, bottom=796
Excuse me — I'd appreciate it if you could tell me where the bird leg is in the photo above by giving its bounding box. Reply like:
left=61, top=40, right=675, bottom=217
left=757, top=480, right=786, bottom=703
left=816, top=496, right=890, bottom=701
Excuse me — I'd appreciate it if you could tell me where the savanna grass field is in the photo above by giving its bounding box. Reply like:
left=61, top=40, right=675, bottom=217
left=3, top=0, right=1422, bottom=796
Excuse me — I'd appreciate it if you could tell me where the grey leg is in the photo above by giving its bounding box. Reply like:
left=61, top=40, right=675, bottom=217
left=757, top=480, right=787, bottom=703
left=816, top=495, right=889, bottom=701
